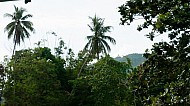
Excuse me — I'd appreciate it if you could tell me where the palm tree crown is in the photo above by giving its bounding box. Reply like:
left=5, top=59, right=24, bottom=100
left=4, top=5, right=34, bottom=53
left=84, top=15, right=116, bottom=59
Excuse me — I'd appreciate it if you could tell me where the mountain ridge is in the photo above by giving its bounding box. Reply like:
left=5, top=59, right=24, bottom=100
left=114, top=53, right=146, bottom=67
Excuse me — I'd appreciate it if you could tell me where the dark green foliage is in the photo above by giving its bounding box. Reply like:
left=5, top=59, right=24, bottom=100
left=3, top=48, right=67, bottom=106
left=128, top=41, right=190, bottom=105
left=68, top=76, right=94, bottom=106
left=70, top=56, right=133, bottom=106
left=2, top=41, right=135, bottom=106
left=54, top=39, right=65, bottom=56
left=119, top=0, right=190, bottom=42
left=0, top=64, right=5, bottom=103
left=119, top=0, right=190, bottom=105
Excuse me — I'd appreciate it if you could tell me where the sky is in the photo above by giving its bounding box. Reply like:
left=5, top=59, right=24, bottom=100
left=0, top=0, right=167, bottom=61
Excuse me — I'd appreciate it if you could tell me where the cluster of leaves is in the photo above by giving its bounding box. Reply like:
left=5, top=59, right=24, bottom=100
left=119, top=0, right=190, bottom=41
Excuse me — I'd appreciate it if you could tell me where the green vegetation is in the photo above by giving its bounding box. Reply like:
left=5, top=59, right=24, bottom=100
left=4, top=5, right=34, bottom=54
left=119, top=0, right=190, bottom=105
left=0, top=0, right=189, bottom=105
left=84, top=15, right=116, bottom=60
left=1, top=45, right=132, bottom=106
left=115, top=53, right=146, bottom=67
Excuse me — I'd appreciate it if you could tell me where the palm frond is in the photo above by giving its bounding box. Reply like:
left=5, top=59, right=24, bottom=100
left=101, top=35, right=116, bottom=45
left=21, top=14, right=32, bottom=20
left=22, top=27, right=30, bottom=38
left=14, top=5, right=18, bottom=12
left=88, top=24, right=94, bottom=32
left=14, top=6, right=27, bottom=20
left=4, top=22, right=16, bottom=32
left=101, top=39, right=111, bottom=53
left=99, top=43, right=107, bottom=55
left=19, top=7, right=27, bottom=14
left=86, top=35, right=94, bottom=40
left=21, top=21, right=34, bottom=32
left=4, top=13, right=13, bottom=18
left=84, top=40, right=91, bottom=51
left=7, top=26, right=15, bottom=39
left=101, top=26, right=112, bottom=33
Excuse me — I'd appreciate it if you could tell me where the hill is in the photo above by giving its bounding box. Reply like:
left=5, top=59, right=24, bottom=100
left=114, top=53, right=146, bottom=67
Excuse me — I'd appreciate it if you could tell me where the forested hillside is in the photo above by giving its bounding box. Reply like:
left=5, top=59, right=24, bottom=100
left=115, top=53, right=146, bottom=67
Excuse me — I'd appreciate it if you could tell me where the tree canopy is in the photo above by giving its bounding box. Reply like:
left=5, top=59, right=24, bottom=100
left=119, top=0, right=190, bottom=42
left=119, top=0, right=190, bottom=105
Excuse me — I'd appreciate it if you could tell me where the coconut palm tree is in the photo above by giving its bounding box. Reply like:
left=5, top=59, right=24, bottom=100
left=84, top=15, right=116, bottom=59
left=4, top=5, right=34, bottom=55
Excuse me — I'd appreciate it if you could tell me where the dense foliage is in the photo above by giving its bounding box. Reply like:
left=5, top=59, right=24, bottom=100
left=69, top=56, right=132, bottom=106
left=119, top=0, right=190, bottom=105
left=4, top=48, right=66, bottom=106
left=119, top=0, right=190, bottom=41
left=1, top=46, right=133, bottom=106
left=1, top=1, right=190, bottom=105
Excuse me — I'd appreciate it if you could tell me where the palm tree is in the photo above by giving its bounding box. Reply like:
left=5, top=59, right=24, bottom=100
left=4, top=6, right=34, bottom=105
left=4, top=5, right=34, bottom=55
left=84, top=15, right=116, bottom=59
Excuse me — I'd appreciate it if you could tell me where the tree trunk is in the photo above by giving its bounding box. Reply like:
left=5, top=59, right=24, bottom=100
left=78, top=58, right=88, bottom=77
left=12, top=35, right=17, bottom=106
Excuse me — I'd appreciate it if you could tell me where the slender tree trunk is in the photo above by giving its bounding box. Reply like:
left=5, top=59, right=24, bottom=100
left=97, top=52, right=99, bottom=60
left=96, top=44, right=99, bottom=60
left=78, top=52, right=91, bottom=77
left=12, top=35, right=17, bottom=106
left=13, top=41, right=16, bottom=56
left=78, top=58, right=88, bottom=77
left=12, top=28, right=17, bottom=56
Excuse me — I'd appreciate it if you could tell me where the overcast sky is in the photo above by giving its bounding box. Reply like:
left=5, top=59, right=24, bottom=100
left=0, top=0, right=166, bottom=61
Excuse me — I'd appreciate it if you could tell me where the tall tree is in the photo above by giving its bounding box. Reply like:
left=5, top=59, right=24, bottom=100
left=119, top=0, right=190, bottom=105
left=84, top=15, right=116, bottom=59
left=4, top=5, right=34, bottom=54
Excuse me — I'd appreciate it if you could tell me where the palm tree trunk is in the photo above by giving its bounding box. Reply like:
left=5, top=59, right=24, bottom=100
left=13, top=41, right=16, bottom=56
left=97, top=52, right=99, bottom=60
left=78, top=52, right=91, bottom=77
left=12, top=35, right=16, bottom=106
left=78, top=58, right=88, bottom=77
left=96, top=43, right=99, bottom=60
